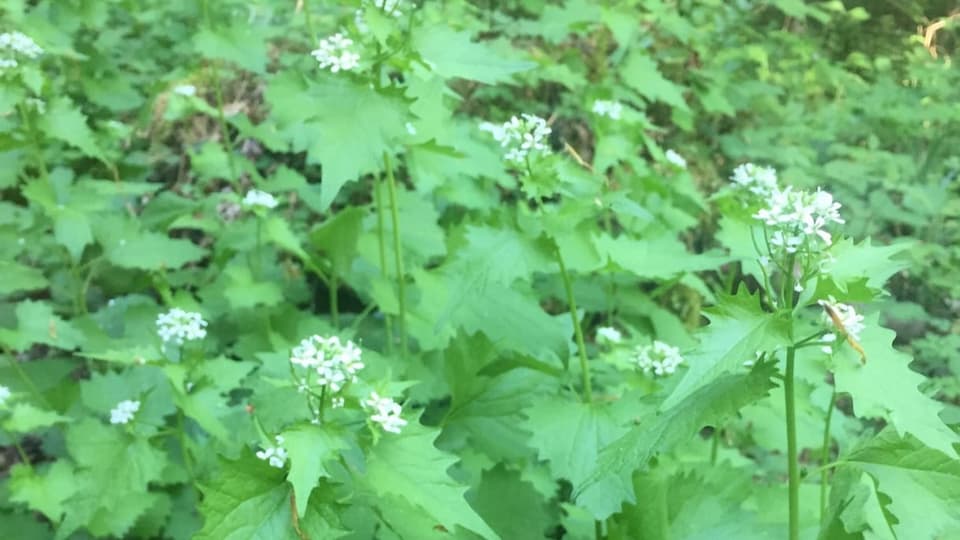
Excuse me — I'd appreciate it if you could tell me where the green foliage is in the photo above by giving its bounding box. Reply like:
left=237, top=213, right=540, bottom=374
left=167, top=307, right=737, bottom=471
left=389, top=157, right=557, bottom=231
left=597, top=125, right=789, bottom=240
left=1, top=1, right=958, bottom=539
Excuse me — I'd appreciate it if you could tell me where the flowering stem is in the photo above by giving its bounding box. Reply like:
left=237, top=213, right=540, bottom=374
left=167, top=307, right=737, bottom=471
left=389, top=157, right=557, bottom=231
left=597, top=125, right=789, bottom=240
left=554, top=242, right=592, bottom=403
left=373, top=171, right=395, bottom=355
left=820, top=390, right=837, bottom=523
left=784, top=345, right=800, bottom=540
left=254, top=216, right=263, bottom=278
left=177, top=411, right=196, bottom=482
left=207, top=61, right=237, bottom=182
left=330, top=271, right=340, bottom=329
left=383, top=152, right=408, bottom=357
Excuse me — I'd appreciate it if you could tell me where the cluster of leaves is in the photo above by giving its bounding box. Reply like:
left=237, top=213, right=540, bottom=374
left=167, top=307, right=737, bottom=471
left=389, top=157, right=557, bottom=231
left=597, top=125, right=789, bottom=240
left=1, top=1, right=958, bottom=539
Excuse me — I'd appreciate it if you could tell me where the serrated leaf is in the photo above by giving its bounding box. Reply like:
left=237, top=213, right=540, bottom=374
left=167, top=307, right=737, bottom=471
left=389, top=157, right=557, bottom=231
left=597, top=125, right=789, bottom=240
left=282, top=425, right=347, bottom=518
left=594, top=234, right=730, bottom=280
left=576, top=363, right=778, bottom=512
left=9, top=461, right=78, bottom=523
left=842, top=430, right=960, bottom=539
left=833, top=314, right=959, bottom=458
left=37, top=99, right=103, bottom=159
left=3, top=403, right=69, bottom=432
left=309, top=207, right=365, bottom=275
left=193, top=25, right=268, bottom=73
left=54, top=209, right=93, bottom=260
left=621, top=54, right=688, bottom=110
left=363, top=424, right=496, bottom=538
left=0, top=261, right=47, bottom=296
left=524, top=399, right=632, bottom=519
left=0, top=300, right=83, bottom=351
left=664, top=290, right=789, bottom=409
left=414, top=26, right=535, bottom=84
left=107, top=232, right=206, bottom=270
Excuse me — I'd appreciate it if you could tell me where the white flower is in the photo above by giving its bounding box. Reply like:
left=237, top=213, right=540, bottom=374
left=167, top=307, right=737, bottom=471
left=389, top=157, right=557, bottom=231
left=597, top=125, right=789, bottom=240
left=592, top=99, right=623, bottom=120
left=173, top=84, right=197, bottom=96
left=0, top=385, right=11, bottom=406
left=109, top=399, right=140, bottom=425
left=664, top=149, right=687, bottom=169
left=482, top=113, right=552, bottom=164
left=743, top=350, right=763, bottom=368
left=256, top=435, right=288, bottom=468
left=365, top=0, right=404, bottom=16
left=242, top=189, right=278, bottom=210
left=364, top=391, right=407, bottom=434
left=596, top=326, right=623, bottom=344
left=290, top=335, right=364, bottom=393
left=635, top=340, right=685, bottom=377
left=755, top=185, right=844, bottom=254
left=405, top=122, right=417, bottom=135
left=331, top=396, right=345, bottom=409
left=818, top=298, right=865, bottom=343
left=731, top=163, right=779, bottom=197
left=311, top=33, right=360, bottom=73
left=794, top=281, right=804, bottom=293
left=156, top=308, right=208, bottom=345
left=0, top=31, right=43, bottom=71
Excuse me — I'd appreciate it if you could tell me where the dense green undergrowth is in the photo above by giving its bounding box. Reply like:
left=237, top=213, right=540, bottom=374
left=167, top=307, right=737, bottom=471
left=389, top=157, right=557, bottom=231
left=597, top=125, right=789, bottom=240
left=1, top=1, right=959, bottom=538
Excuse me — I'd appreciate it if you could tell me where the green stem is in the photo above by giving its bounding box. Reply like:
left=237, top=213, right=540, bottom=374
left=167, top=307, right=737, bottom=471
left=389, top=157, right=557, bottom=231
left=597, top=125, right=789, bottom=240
left=254, top=216, right=263, bottom=278
left=710, top=428, right=720, bottom=464
left=177, top=411, right=196, bottom=481
left=785, top=345, right=800, bottom=540
left=554, top=242, right=592, bottom=402
left=208, top=62, right=237, bottom=182
left=383, top=153, right=408, bottom=357
left=302, top=0, right=316, bottom=45
left=820, top=391, right=837, bottom=522
left=373, top=172, right=394, bottom=354
left=2, top=427, right=32, bottom=472
left=330, top=271, right=340, bottom=329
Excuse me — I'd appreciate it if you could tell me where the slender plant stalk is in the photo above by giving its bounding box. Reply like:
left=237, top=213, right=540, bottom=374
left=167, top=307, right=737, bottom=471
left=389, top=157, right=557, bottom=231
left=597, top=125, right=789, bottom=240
left=208, top=62, right=237, bottom=181
left=301, top=0, right=316, bottom=44
left=330, top=271, right=340, bottom=328
left=253, top=216, right=263, bottom=278
left=820, top=390, right=837, bottom=522
left=710, top=428, right=720, bottom=464
left=373, top=172, right=395, bottom=354
left=784, top=345, right=800, bottom=540
left=383, top=152, right=408, bottom=356
left=177, top=411, right=196, bottom=482
left=554, top=243, right=592, bottom=403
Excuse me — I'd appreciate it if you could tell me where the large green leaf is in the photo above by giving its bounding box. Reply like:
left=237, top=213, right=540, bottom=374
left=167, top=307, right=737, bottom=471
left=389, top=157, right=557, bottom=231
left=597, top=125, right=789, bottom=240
left=841, top=430, right=960, bottom=539
left=576, top=362, right=778, bottom=511
left=833, top=314, right=959, bottom=458
left=107, top=232, right=206, bottom=270
left=281, top=425, right=347, bottom=518
left=663, top=290, right=789, bottom=409
left=0, top=261, right=47, bottom=296
left=363, top=424, right=496, bottom=539
left=414, top=26, right=535, bottom=84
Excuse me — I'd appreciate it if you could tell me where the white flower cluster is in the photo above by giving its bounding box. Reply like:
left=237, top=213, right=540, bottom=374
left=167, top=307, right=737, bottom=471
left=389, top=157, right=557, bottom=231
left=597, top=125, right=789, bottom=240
left=480, top=114, right=552, bottom=164
left=364, top=391, right=407, bottom=434
left=665, top=149, right=687, bottom=169
left=0, top=385, right=11, bottom=406
left=311, top=33, right=360, bottom=73
left=109, top=399, right=140, bottom=425
left=0, top=31, right=43, bottom=71
left=818, top=297, right=865, bottom=354
left=242, top=189, right=278, bottom=210
left=156, top=308, right=208, bottom=345
left=636, top=340, right=684, bottom=377
left=596, top=326, right=623, bottom=344
left=592, top=99, right=623, bottom=120
left=290, top=335, right=364, bottom=393
left=731, top=163, right=778, bottom=197
left=755, top=186, right=845, bottom=250
left=173, top=84, right=196, bottom=96
left=256, top=435, right=288, bottom=468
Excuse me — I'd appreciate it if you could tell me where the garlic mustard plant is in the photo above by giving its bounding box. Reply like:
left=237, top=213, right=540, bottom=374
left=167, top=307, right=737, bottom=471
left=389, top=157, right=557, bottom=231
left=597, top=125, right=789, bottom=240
left=481, top=113, right=552, bottom=164
left=290, top=335, right=364, bottom=393
left=591, top=99, right=623, bottom=120
left=364, top=391, right=407, bottom=434
left=636, top=341, right=684, bottom=377
left=241, top=189, right=278, bottom=210
left=256, top=435, right=288, bottom=468
left=311, top=33, right=360, bottom=73
left=109, top=400, right=140, bottom=425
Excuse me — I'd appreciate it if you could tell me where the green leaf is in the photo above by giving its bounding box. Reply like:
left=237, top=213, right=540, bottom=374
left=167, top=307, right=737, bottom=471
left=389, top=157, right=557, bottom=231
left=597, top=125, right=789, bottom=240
left=524, top=399, right=633, bottom=519
left=2, top=403, right=69, bottom=432
left=37, top=99, right=103, bottom=159
left=0, top=300, right=83, bottom=351
left=470, top=465, right=555, bottom=539
left=414, top=26, right=535, bottom=84
left=196, top=452, right=299, bottom=540
left=594, top=234, right=730, bottom=280
left=54, top=208, right=93, bottom=260
left=281, top=425, right=347, bottom=518
left=824, top=238, right=911, bottom=292
left=60, top=419, right=168, bottom=538
left=664, top=290, right=789, bottom=409
left=107, top=232, right=206, bottom=270
left=621, top=54, right=688, bottom=110
left=309, top=207, right=365, bottom=275
left=9, top=461, right=78, bottom=523
left=193, top=25, right=268, bottom=73
left=265, top=73, right=407, bottom=209
left=0, top=261, right=47, bottom=296
left=833, top=314, right=959, bottom=458
left=576, top=362, right=778, bottom=511
left=363, top=424, right=496, bottom=538
left=842, top=430, right=960, bottom=539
